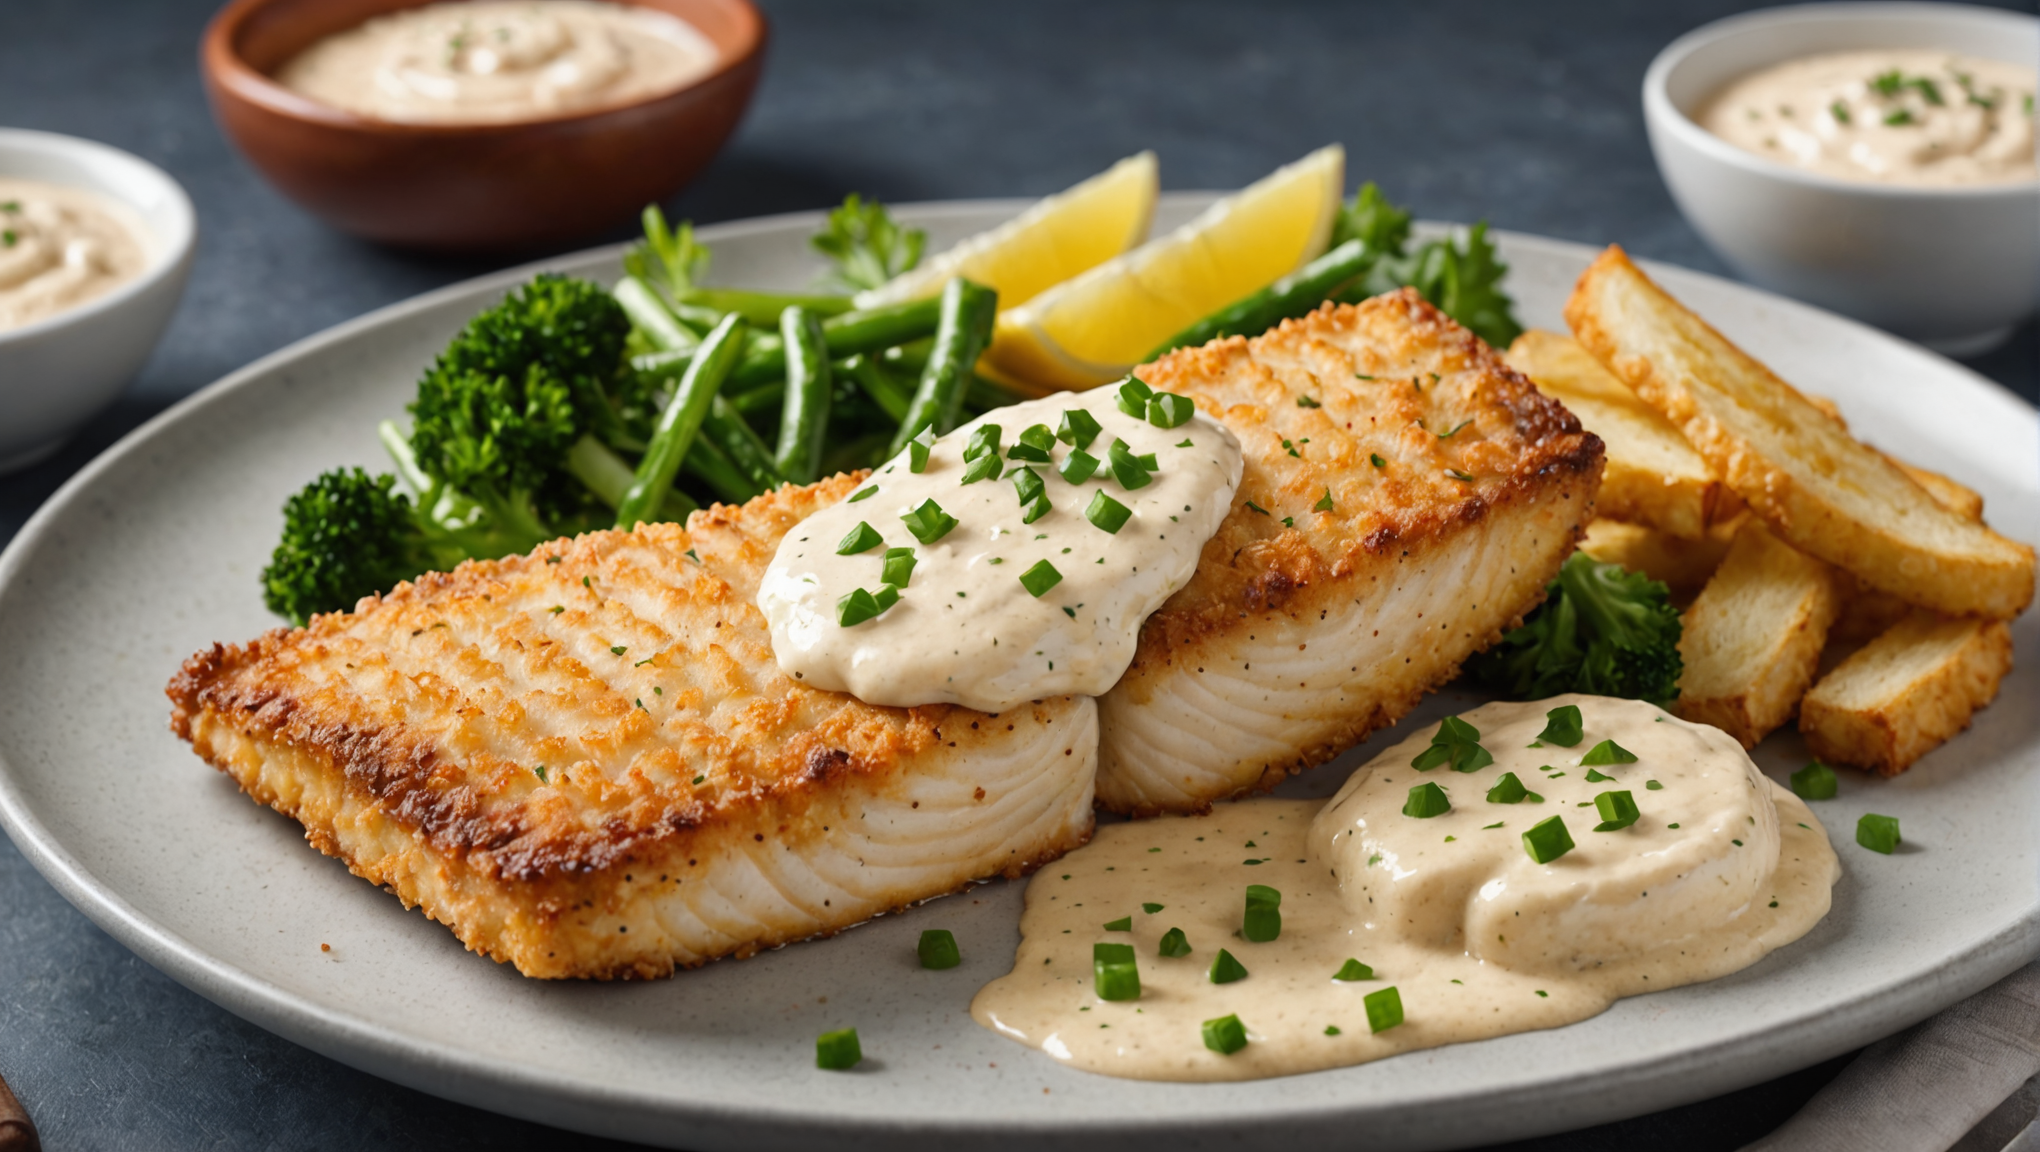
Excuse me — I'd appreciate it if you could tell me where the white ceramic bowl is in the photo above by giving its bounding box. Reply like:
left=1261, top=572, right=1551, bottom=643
left=1644, top=2, right=2040, bottom=354
left=0, top=129, right=196, bottom=473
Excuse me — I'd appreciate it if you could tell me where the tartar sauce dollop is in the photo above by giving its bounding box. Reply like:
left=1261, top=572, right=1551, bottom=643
left=758, top=380, right=1243, bottom=713
left=1700, top=50, right=2036, bottom=187
left=0, top=179, right=152, bottom=333
left=275, top=0, right=722, bottom=125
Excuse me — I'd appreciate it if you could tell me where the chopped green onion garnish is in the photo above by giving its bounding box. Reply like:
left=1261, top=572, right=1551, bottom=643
left=1584, top=768, right=1615, bottom=783
left=1791, top=761, right=1838, bottom=800
left=1410, top=715, right=1493, bottom=773
left=1011, top=464, right=1046, bottom=504
left=1058, top=448, right=1100, bottom=483
left=1538, top=704, right=1584, bottom=747
left=837, top=521, right=883, bottom=555
left=1018, top=560, right=1062, bottom=597
left=1093, top=942, right=1141, bottom=1000
left=961, top=451, right=1003, bottom=484
left=1242, top=884, right=1282, bottom=942
left=907, top=429, right=933, bottom=473
left=881, top=547, right=917, bottom=588
left=1297, top=395, right=1321, bottom=408
left=1107, top=438, right=1153, bottom=489
left=1830, top=100, right=1851, bottom=124
left=1593, top=790, right=1640, bottom=832
left=1486, top=772, right=1529, bottom=804
left=816, top=1027, right=862, bottom=1070
left=848, top=486, right=877, bottom=503
left=918, top=929, right=961, bottom=969
left=1313, top=488, right=1334, bottom=512
left=1148, top=392, right=1196, bottom=428
left=1857, top=813, right=1900, bottom=854
left=1021, top=494, right=1052, bottom=524
left=837, top=587, right=891, bottom=627
left=1403, top=782, right=1451, bottom=818
left=1645, top=779, right=1663, bottom=791
left=1364, top=986, right=1404, bottom=1033
left=1086, top=490, right=1133, bottom=534
left=901, top=499, right=958, bottom=544
left=1104, top=916, right=1132, bottom=931
left=963, top=424, right=1002, bottom=462
left=1325, top=1025, right=1341, bottom=1036
left=1522, top=815, right=1575, bottom=863
left=1117, top=377, right=1154, bottom=418
left=1332, top=958, right=1375, bottom=981
left=1203, top=1014, right=1249, bottom=1055
left=1158, top=927, right=1192, bottom=958
left=1142, top=902, right=1164, bottom=913
left=1580, top=739, right=1638, bottom=766
left=1057, top=408, right=1103, bottom=449
left=1007, top=423, right=1056, bottom=462
left=1208, top=948, right=1248, bottom=984
left=1438, top=418, right=1474, bottom=439
left=1370, top=453, right=1388, bottom=468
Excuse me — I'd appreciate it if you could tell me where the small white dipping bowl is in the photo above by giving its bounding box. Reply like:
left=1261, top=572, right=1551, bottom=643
left=0, top=129, right=196, bottom=473
left=1644, top=3, right=2040, bottom=354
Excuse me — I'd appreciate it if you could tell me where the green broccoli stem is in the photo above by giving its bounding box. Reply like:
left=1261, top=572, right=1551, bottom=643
left=619, top=313, right=747, bottom=529
left=614, top=275, right=700, bottom=352
left=679, top=287, right=854, bottom=325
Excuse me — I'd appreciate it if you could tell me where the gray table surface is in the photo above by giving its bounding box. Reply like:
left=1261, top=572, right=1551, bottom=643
left=2, top=1, right=2034, bottom=1148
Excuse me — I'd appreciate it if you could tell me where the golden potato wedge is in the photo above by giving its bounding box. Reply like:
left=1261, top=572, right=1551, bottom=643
left=1676, top=520, right=1841, bottom=748
left=1801, top=611, right=2013, bottom=776
left=1507, top=329, right=1738, bottom=539
left=1579, top=517, right=1735, bottom=605
left=1891, top=460, right=1985, bottom=523
left=1829, top=456, right=1985, bottom=646
left=1565, top=246, right=2035, bottom=620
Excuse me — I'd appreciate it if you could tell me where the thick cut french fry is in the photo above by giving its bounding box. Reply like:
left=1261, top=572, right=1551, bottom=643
left=1829, top=456, right=1986, bottom=646
left=1565, top=246, right=2034, bottom=620
left=1578, top=518, right=1736, bottom=605
left=1507, top=330, right=1737, bottom=539
left=1676, top=520, right=1840, bottom=748
left=1801, top=612, right=2013, bottom=776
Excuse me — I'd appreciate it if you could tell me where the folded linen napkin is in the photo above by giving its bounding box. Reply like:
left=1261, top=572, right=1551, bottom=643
left=1744, top=962, right=2040, bottom=1152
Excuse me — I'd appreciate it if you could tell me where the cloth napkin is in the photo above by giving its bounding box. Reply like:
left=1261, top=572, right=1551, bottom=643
left=1743, top=962, right=2040, bottom=1152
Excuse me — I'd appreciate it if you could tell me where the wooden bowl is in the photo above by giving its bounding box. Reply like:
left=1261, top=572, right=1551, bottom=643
left=201, top=0, right=766, bottom=252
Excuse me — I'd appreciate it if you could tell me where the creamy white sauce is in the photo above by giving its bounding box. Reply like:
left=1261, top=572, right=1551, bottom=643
left=275, top=1, right=722, bottom=125
left=1700, top=50, right=2036, bottom=187
left=758, top=387, right=1243, bottom=713
left=973, top=696, right=1839, bottom=1081
left=0, top=179, right=152, bottom=333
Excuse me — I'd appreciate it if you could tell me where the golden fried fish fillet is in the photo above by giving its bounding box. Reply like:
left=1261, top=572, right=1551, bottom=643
left=168, top=475, right=1096, bottom=979
left=1096, top=290, right=1604, bottom=815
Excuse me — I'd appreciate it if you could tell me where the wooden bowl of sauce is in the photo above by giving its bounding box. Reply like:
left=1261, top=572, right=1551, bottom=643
left=202, top=0, right=766, bottom=252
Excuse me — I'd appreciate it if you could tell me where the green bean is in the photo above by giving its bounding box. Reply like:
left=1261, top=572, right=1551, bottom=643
left=1147, top=238, right=1377, bottom=359
left=618, top=313, right=746, bottom=529
left=890, top=278, right=998, bottom=456
left=634, top=297, right=945, bottom=392
left=838, top=353, right=913, bottom=422
left=774, top=306, right=832, bottom=484
left=725, top=381, right=782, bottom=416
left=566, top=434, right=697, bottom=520
left=702, top=396, right=784, bottom=492
left=683, top=287, right=853, bottom=325
left=682, top=436, right=763, bottom=505
left=613, top=275, right=699, bottom=352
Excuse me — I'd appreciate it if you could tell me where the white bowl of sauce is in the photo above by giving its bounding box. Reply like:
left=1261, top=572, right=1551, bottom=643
left=1644, top=3, right=2038, bottom=353
left=0, top=129, right=195, bottom=473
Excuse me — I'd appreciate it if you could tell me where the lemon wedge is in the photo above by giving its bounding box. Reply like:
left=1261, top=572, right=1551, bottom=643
left=983, top=144, right=1345, bottom=393
left=852, top=152, right=1159, bottom=312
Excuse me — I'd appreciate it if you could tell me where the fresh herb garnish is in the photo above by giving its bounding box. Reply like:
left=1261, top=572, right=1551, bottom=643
left=811, top=193, right=925, bottom=292
left=1364, top=986, right=1404, bottom=1033
left=1094, top=942, right=1141, bottom=1000
left=1313, top=488, right=1335, bottom=512
left=1522, top=815, right=1575, bottom=863
left=1117, top=377, right=1154, bottom=419
left=1297, top=395, right=1321, bottom=408
left=1007, top=423, right=1056, bottom=462
left=900, top=499, right=958, bottom=544
left=1058, top=448, right=1100, bottom=484
left=1242, top=885, right=1282, bottom=942
left=837, top=521, right=883, bottom=555
left=1332, top=958, right=1375, bottom=981
left=1085, top=489, right=1133, bottom=534
left=1580, top=739, right=1637, bottom=766
left=1018, top=560, right=1062, bottom=597
left=815, top=1027, right=863, bottom=1070
left=1857, top=813, right=1901, bottom=855
left=848, top=486, right=877, bottom=503
left=1593, top=790, right=1640, bottom=832
left=1410, top=715, right=1494, bottom=773
left=1790, top=761, right=1838, bottom=800
left=1370, top=453, right=1388, bottom=468
left=1538, top=704, right=1584, bottom=747
left=1403, top=782, right=1452, bottom=818
left=881, top=547, right=917, bottom=588
left=1486, top=772, right=1529, bottom=804
left=1203, top=1014, right=1249, bottom=1055
left=1104, top=916, right=1132, bottom=932
left=1148, top=392, right=1196, bottom=429
left=1057, top=408, right=1102, bottom=449
left=1208, top=948, right=1249, bottom=984
left=918, top=929, right=961, bottom=969
left=1158, top=927, right=1192, bottom=957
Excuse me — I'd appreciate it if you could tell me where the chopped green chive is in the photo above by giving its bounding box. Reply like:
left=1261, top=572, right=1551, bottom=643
left=1364, top=986, right=1404, bottom=1033
left=1094, top=942, right=1140, bottom=1000
left=1332, top=959, right=1375, bottom=981
left=1325, top=1025, right=1341, bottom=1036
left=881, top=547, right=917, bottom=588
left=1104, top=916, right=1132, bottom=932
left=1010, top=464, right=1047, bottom=506
left=1242, top=884, right=1282, bottom=943
left=1142, top=902, right=1164, bottom=914
left=1297, top=395, right=1322, bottom=409
left=1158, top=928, right=1192, bottom=958
left=611, top=645, right=627, bottom=655
left=1645, top=779, right=1663, bottom=791
left=1203, top=1014, right=1248, bottom=1055
left=1884, top=108, right=1916, bottom=126
left=1486, top=772, right=1529, bottom=804
left=847, top=486, right=877, bottom=503
left=1523, top=815, right=1575, bottom=863
left=907, top=429, right=933, bottom=473
left=1584, top=768, right=1615, bottom=783
left=1058, top=447, right=1100, bottom=483
left=1311, top=488, right=1335, bottom=513
left=1148, top=392, right=1196, bottom=428
left=1538, top=705, right=1583, bottom=747
left=534, top=765, right=548, bottom=782
left=1057, top=408, right=1103, bottom=449
left=1208, top=948, right=1249, bottom=984
left=1243, top=500, right=1269, bottom=515
left=1447, top=469, right=1475, bottom=482
left=692, top=774, right=705, bottom=784
left=961, top=452, right=1003, bottom=484
left=1580, top=739, right=1638, bottom=766
left=1791, top=761, right=1838, bottom=801
left=1007, top=423, right=1056, bottom=462
left=816, top=1027, right=862, bottom=1070
left=1021, top=494, right=1052, bottom=524
left=963, top=424, right=1002, bottom=462
left=837, top=587, right=895, bottom=627
left=1370, top=453, right=1388, bottom=468
left=1403, top=782, right=1451, bottom=818
left=1410, top=715, right=1494, bottom=773
left=1593, top=790, right=1640, bottom=832
left=1483, top=820, right=1504, bottom=829
left=1116, top=377, right=1154, bottom=418
left=837, top=521, right=884, bottom=555
left=1831, top=100, right=1852, bottom=124
left=1019, top=560, right=1062, bottom=598
left=901, top=499, right=958, bottom=544
left=1086, top=490, right=1133, bottom=534
left=918, top=929, right=961, bottom=969
left=1107, top=438, right=1154, bottom=489
left=1438, top=418, right=1474, bottom=439
left=1857, top=813, right=1901, bottom=854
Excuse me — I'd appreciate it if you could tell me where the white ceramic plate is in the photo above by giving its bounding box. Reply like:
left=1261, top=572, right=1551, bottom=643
left=1, top=197, right=2034, bottom=1151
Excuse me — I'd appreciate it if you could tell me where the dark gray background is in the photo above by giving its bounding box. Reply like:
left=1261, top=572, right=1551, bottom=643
left=2, top=0, right=2033, bottom=1148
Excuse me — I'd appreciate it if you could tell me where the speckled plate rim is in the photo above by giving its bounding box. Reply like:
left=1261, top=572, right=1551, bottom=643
left=0, top=197, right=2034, bottom=1151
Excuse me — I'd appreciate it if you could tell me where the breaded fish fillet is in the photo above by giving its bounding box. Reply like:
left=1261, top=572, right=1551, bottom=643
left=1096, top=290, right=1604, bottom=814
left=168, top=475, right=1096, bottom=979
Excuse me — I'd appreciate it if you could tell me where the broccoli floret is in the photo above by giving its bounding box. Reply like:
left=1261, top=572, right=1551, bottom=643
left=261, top=469, right=453, bottom=625
left=1471, top=551, right=1683, bottom=706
